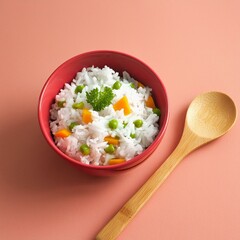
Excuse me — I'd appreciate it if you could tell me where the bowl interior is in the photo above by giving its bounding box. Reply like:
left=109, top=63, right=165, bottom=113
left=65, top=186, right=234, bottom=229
left=39, top=50, right=168, bottom=173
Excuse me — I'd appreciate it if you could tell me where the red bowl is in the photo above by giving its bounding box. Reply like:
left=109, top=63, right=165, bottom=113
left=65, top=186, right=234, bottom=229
left=38, top=50, right=169, bottom=176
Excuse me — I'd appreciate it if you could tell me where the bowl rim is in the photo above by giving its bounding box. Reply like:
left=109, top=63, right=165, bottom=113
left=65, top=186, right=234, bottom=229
left=38, top=49, right=169, bottom=171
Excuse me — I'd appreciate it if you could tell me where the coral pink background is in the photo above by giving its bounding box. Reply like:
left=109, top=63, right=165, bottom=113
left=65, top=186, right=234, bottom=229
left=1, top=1, right=240, bottom=240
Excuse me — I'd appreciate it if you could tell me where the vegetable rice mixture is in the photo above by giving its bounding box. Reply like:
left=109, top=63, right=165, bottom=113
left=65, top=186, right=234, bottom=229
left=50, top=66, right=161, bottom=166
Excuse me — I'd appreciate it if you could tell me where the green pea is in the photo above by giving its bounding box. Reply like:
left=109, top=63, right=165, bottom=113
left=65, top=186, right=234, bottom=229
left=72, top=102, right=84, bottom=109
left=80, top=144, right=90, bottom=155
left=104, top=144, right=115, bottom=154
left=153, top=107, right=161, bottom=116
left=130, top=133, right=136, bottom=138
left=108, top=119, right=118, bottom=130
left=69, top=122, right=78, bottom=132
left=112, top=81, right=122, bottom=90
left=130, top=82, right=136, bottom=89
left=133, top=119, right=143, bottom=128
left=57, top=100, right=66, bottom=108
left=75, top=85, right=85, bottom=94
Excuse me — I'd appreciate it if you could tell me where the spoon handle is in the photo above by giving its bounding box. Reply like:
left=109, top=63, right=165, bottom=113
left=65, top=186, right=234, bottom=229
left=96, top=143, right=190, bottom=240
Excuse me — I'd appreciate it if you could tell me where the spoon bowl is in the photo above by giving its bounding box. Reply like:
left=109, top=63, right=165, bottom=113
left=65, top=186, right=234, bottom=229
left=96, top=91, right=237, bottom=240
left=186, top=92, right=237, bottom=139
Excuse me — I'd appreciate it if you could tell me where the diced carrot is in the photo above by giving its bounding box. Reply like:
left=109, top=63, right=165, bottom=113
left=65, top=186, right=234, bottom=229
left=113, top=96, right=131, bottom=115
left=104, top=136, right=119, bottom=145
left=145, top=95, right=156, bottom=108
left=108, top=158, right=126, bottom=165
left=55, top=129, right=71, bottom=138
left=82, top=108, right=93, bottom=124
left=137, top=81, right=145, bottom=88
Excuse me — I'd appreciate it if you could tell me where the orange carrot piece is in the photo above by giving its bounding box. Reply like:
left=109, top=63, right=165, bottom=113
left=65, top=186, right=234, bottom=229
left=55, top=129, right=71, bottom=138
left=104, top=136, right=119, bottom=145
left=145, top=95, right=156, bottom=108
left=113, top=96, right=131, bottom=115
left=137, top=81, right=145, bottom=88
left=82, top=108, right=93, bottom=124
left=108, top=158, right=126, bottom=165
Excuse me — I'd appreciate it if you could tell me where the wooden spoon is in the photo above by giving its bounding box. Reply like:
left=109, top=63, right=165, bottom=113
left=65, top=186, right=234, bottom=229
left=96, top=91, right=237, bottom=240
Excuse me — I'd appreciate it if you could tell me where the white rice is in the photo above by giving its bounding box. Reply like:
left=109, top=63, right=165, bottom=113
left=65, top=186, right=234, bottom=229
left=50, top=66, right=159, bottom=166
